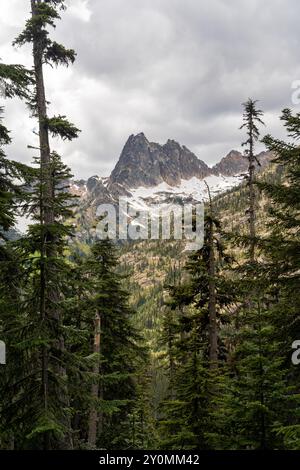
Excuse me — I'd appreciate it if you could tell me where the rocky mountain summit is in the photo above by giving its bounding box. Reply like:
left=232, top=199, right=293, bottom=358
left=213, top=149, right=272, bottom=176
left=108, top=133, right=272, bottom=190
left=213, top=150, right=248, bottom=176
left=71, top=133, right=273, bottom=214
left=18, top=134, right=274, bottom=236
left=110, top=133, right=211, bottom=188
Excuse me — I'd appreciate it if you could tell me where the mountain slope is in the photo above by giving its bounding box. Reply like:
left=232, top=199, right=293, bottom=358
left=213, top=149, right=273, bottom=176
left=109, top=133, right=211, bottom=189
left=71, top=133, right=273, bottom=218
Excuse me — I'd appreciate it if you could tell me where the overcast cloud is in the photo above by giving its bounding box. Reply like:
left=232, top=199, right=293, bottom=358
left=1, top=0, right=300, bottom=179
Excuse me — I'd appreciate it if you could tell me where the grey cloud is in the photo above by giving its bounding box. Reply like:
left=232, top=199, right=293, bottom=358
left=1, top=0, right=300, bottom=179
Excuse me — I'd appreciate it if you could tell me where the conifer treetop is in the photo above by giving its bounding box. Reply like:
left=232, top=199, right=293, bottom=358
left=240, top=98, right=265, bottom=159
left=13, top=0, right=76, bottom=68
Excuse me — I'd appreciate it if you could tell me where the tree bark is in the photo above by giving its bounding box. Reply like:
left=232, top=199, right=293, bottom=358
left=31, top=0, right=52, bottom=450
left=248, top=119, right=256, bottom=263
left=31, top=0, right=52, bottom=223
left=31, top=0, right=73, bottom=450
left=204, top=181, right=218, bottom=369
left=88, top=312, right=101, bottom=447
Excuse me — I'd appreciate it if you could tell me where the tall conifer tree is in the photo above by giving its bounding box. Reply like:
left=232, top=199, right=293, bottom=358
left=240, top=99, right=264, bottom=262
left=0, top=0, right=80, bottom=449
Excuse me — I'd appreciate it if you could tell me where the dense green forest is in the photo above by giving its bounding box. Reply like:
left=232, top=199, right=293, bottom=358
left=0, top=0, right=300, bottom=450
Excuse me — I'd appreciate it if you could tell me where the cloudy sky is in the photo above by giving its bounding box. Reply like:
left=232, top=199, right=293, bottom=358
left=1, top=0, right=300, bottom=179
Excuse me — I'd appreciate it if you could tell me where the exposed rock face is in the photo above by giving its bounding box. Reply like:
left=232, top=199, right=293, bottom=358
left=86, top=176, right=114, bottom=203
left=163, top=140, right=211, bottom=183
left=69, top=133, right=274, bottom=215
left=212, top=149, right=274, bottom=176
left=109, top=133, right=211, bottom=188
left=255, top=150, right=274, bottom=169
left=212, top=150, right=246, bottom=176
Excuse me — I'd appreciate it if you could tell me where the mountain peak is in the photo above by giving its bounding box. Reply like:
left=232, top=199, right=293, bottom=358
left=108, top=133, right=274, bottom=189
left=165, top=138, right=181, bottom=147
left=212, top=150, right=246, bottom=176
left=125, top=132, right=149, bottom=148
left=212, top=149, right=273, bottom=176
left=133, top=132, right=148, bottom=141
left=109, top=134, right=211, bottom=188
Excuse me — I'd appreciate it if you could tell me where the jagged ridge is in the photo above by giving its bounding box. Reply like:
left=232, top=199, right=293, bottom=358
left=71, top=133, right=273, bottom=212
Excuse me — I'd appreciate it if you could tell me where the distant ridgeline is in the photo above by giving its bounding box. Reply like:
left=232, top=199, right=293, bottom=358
left=68, top=133, right=273, bottom=245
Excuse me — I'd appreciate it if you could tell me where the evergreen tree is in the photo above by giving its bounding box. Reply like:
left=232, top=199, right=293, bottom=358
left=0, top=107, right=14, bottom=240
left=0, top=0, right=80, bottom=449
left=0, top=61, right=33, bottom=241
left=257, top=108, right=300, bottom=447
left=159, top=211, right=235, bottom=449
left=204, top=181, right=218, bottom=368
left=0, top=69, right=32, bottom=449
left=217, top=106, right=299, bottom=450
left=240, top=98, right=264, bottom=262
left=259, top=109, right=300, bottom=346
left=214, top=304, right=293, bottom=449
left=73, top=239, right=147, bottom=449
left=0, top=109, right=22, bottom=450
left=0, top=154, right=78, bottom=449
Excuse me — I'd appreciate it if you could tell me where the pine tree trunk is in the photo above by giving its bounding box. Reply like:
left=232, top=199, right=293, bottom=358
left=88, top=312, right=101, bottom=447
left=248, top=122, right=256, bottom=263
left=31, top=0, right=73, bottom=450
left=31, top=0, right=52, bottom=223
left=31, top=0, right=52, bottom=450
left=205, top=182, right=218, bottom=369
left=168, top=315, right=175, bottom=398
left=208, top=217, right=218, bottom=368
left=257, top=305, right=266, bottom=449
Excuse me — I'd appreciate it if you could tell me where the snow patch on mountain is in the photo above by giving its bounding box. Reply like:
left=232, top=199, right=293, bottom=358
left=128, top=174, right=244, bottom=207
